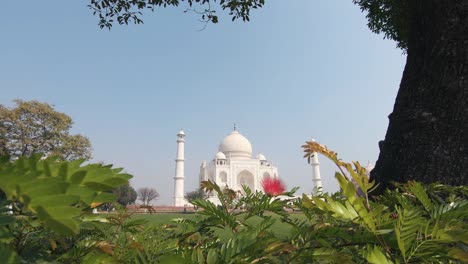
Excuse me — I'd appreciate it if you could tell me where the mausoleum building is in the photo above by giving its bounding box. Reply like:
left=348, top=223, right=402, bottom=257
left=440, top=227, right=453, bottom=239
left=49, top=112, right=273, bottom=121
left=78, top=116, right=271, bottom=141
left=199, top=129, right=279, bottom=197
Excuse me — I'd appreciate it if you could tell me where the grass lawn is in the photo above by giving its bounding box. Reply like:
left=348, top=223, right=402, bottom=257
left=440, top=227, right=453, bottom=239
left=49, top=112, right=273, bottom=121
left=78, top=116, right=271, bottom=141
left=132, top=213, right=308, bottom=240
left=132, top=213, right=198, bottom=224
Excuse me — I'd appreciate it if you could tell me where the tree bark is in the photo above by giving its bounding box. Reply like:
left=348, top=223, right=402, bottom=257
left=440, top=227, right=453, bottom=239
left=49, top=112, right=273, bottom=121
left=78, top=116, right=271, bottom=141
left=371, top=0, right=468, bottom=191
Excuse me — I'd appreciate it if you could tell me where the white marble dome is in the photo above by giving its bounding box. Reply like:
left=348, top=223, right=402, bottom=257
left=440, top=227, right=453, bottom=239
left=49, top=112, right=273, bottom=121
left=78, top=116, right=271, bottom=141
left=219, top=130, right=252, bottom=159
left=256, top=153, right=266, bottom=161
left=215, top=151, right=226, bottom=160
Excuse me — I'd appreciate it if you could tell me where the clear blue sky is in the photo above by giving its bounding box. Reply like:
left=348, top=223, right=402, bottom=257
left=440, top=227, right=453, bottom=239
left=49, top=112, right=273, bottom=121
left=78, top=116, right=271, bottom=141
left=0, top=0, right=405, bottom=205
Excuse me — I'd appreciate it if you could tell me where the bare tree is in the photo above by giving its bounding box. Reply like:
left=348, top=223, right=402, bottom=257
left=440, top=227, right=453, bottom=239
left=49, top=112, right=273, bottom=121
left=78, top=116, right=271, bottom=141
left=137, top=187, right=159, bottom=205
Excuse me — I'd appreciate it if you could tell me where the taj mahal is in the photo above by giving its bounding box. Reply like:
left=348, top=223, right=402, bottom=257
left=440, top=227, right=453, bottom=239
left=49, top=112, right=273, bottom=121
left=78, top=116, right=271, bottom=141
left=199, top=129, right=279, bottom=192
left=172, top=128, right=323, bottom=207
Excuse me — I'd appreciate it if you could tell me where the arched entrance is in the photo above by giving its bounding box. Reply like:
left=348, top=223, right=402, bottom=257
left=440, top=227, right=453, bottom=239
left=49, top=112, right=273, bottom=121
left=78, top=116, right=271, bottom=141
left=219, top=171, right=227, bottom=183
left=237, top=170, right=255, bottom=191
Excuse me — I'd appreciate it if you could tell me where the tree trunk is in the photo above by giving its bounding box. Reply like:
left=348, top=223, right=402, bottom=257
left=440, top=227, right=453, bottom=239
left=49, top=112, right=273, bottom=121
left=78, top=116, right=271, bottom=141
left=371, top=0, right=468, bottom=191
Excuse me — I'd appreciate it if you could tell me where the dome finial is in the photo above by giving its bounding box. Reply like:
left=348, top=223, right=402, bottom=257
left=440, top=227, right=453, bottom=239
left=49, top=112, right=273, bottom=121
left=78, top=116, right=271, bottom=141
left=234, top=123, right=237, bottom=131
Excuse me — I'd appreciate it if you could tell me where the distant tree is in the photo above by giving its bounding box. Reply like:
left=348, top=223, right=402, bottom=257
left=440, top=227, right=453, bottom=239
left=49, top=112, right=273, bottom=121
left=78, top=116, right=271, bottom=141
left=184, top=188, right=207, bottom=209
left=113, top=184, right=137, bottom=206
left=0, top=100, right=92, bottom=161
left=137, top=187, right=159, bottom=206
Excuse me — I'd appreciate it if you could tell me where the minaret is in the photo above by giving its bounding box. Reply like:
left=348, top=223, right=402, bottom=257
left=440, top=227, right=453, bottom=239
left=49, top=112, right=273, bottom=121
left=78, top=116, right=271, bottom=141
left=173, top=129, right=185, bottom=206
left=311, top=139, right=322, bottom=194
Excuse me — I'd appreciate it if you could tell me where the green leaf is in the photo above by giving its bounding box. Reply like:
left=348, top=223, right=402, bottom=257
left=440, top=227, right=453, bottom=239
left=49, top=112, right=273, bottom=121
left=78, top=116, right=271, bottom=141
left=66, top=185, right=97, bottom=204
left=365, top=245, right=393, bottom=264
left=335, top=172, right=355, bottom=199
left=312, top=248, right=354, bottom=263
left=58, top=162, right=68, bottom=180
left=159, top=254, right=188, bottom=264
left=374, top=229, right=393, bottom=235
left=92, top=192, right=116, bottom=204
left=448, top=248, right=468, bottom=263
left=207, top=249, right=218, bottom=264
left=82, top=214, right=109, bottom=223
left=84, top=182, right=114, bottom=191
left=440, top=229, right=468, bottom=243
left=0, top=168, right=35, bottom=198
left=21, top=178, right=69, bottom=200
left=116, top=173, right=132, bottom=181
left=302, top=194, right=314, bottom=208
left=197, top=248, right=204, bottom=263
left=83, top=251, right=118, bottom=264
left=0, top=243, right=20, bottom=264
left=0, top=155, right=131, bottom=241
left=395, top=207, right=423, bottom=259
left=27, top=154, right=41, bottom=172
left=42, top=160, right=52, bottom=176
left=408, top=182, right=433, bottom=212
left=101, top=177, right=129, bottom=188
left=35, top=206, right=81, bottom=235
left=30, top=194, right=79, bottom=208
left=0, top=215, right=14, bottom=226
left=69, top=170, right=87, bottom=184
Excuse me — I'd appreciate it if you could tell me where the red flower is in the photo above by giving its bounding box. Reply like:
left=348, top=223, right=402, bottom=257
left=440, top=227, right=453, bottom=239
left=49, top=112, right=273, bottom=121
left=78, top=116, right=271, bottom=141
left=261, top=177, right=286, bottom=196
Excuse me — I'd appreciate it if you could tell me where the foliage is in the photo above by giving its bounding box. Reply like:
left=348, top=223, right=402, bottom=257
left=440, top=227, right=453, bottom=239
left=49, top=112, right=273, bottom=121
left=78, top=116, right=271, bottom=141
left=0, top=154, right=132, bottom=263
left=0, top=100, right=92, bottom=161
left=137, top=187, right=159, bottom=205
left=114, top=184, right=138, bottom=206
left=87, top=0, right=265, bottom=29
left=124, top=181, right=300, bottom=263
left=87, top=0, right=408, bottom=50
left=58, top=207, right=151, bottom=263
left=352, top=0, right=408, bottom=50
left=301, top=140, right=468, bottom=263
left=0, top=141, right=466, bottom=263
left=104, top=142, right=467, bottom=263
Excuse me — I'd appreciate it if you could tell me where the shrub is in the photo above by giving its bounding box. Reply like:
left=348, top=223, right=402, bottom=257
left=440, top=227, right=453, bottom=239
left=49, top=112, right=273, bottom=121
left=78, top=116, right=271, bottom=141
left=1, top=142, right=466, bottom=263
left=125, top=141, right=468, bottom=263
left=0, top=154, right=132, bottom=263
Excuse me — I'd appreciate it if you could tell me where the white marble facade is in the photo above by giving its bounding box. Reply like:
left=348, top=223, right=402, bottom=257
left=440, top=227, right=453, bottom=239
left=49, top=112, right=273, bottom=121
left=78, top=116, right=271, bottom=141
left=199, top=129, right=279, bottom=201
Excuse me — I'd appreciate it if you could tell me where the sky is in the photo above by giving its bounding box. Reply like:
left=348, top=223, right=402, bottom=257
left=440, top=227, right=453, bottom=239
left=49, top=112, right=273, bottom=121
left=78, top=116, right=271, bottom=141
left=0, top=0, right=405, bottom=205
